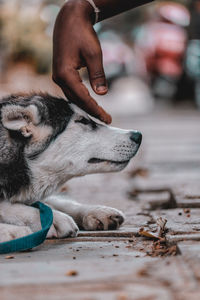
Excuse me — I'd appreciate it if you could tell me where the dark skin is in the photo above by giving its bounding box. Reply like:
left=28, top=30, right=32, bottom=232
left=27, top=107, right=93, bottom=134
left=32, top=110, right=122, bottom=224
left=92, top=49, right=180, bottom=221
left=53, top=0, right=154, bottom=124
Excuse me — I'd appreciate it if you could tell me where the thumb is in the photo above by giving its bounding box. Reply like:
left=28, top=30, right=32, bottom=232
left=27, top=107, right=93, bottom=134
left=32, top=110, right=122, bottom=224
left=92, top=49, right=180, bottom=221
left=85, top=50, right=108, bottom=95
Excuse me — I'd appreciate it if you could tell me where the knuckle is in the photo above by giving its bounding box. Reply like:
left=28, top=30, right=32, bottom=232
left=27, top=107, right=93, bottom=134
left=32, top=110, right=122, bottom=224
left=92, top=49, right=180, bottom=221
left=87, top=48, right=102, bottom=59
left=52, top=68, right=72, bottom=85
left=90, top=70, right=105, bottom=81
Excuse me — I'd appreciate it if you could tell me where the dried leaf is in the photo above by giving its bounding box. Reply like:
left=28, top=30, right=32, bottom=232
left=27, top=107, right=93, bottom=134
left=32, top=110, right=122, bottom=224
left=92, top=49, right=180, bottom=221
left=65, top=270, right=78, bottom=276
left=139, top=228, right=159, bottom=239
left=5, top=255, right=15, bottom=259
left=139, top=217, right=167, bottom=239
left=156, top=217, right=167, bottom=237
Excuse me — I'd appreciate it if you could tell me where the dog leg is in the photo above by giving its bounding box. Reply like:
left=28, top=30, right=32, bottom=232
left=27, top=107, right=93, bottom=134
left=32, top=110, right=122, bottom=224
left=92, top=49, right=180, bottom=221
left=0, top=201, right=78, bottom=239
left=46, top=195, right=125, bottom=231
left=0, top=223, right=33, bottom=243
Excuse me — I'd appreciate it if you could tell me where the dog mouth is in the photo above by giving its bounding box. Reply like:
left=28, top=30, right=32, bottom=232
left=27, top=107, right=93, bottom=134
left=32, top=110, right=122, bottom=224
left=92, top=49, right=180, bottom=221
left=88, top=158, right=129, bottom=164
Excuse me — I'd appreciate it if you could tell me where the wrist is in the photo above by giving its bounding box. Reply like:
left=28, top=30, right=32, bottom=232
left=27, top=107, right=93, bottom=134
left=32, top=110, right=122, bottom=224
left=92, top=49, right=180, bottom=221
left=62, top=0, right=95, bottom=24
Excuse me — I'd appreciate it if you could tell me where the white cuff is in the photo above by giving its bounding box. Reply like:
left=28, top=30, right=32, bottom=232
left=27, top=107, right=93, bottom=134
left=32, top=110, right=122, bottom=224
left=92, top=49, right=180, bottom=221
left=84, top=0, right=100, bottom=24
left=65, top=0, right=100, bottom=24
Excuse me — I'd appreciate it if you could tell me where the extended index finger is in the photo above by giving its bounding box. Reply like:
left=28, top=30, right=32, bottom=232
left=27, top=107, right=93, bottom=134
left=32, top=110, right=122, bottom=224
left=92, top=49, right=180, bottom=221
left=54, top=68, right=112, bottom=124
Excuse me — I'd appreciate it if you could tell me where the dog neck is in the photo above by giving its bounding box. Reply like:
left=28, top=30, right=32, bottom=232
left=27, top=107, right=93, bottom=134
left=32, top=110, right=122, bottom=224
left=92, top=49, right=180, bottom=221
left=9, top=163, right=74, bottom=204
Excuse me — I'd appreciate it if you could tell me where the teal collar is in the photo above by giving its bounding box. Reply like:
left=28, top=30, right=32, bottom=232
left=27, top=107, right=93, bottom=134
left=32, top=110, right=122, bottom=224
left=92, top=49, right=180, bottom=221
left=0, top=202, right=53, bottom=254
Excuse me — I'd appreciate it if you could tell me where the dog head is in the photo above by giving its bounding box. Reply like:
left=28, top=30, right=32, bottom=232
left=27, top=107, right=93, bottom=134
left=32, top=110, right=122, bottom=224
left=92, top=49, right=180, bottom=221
left=0, top=94, right=142, bottom=201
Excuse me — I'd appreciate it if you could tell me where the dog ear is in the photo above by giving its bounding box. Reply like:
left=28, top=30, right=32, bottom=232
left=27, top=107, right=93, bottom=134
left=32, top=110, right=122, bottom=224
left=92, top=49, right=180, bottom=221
left=1, top=104, right=40, bottom=137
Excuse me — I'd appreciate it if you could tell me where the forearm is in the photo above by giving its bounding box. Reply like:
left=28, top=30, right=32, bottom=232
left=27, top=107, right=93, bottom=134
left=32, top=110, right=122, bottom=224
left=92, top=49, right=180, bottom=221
left=65, top=0, right=155, bottom=23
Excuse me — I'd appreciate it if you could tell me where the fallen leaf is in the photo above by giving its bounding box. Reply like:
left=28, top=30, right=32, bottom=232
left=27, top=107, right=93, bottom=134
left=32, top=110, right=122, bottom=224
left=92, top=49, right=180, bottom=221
left=139, top=228, right=159, bottom=239
left=66, top=270, right=78, bottom=276
left=5, top=255, right=15, bottom=259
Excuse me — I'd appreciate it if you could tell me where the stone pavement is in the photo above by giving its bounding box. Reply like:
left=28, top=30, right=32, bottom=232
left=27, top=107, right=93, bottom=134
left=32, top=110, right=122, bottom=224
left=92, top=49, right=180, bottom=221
left=1, top=107, right=200, bottom=300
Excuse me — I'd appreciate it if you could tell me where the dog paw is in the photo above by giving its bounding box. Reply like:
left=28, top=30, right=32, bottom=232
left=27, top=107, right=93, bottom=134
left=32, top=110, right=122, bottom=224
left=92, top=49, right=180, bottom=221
left=0, top=224, right=33, bottom=243
left=82, top=206, right=125, bottom=231
left=47, top=210, right=78, bottom=239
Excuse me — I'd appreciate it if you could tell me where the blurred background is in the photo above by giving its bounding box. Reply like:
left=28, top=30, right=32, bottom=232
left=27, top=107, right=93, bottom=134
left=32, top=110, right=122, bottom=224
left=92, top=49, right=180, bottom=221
left=0, top=0, right=199, bottom=115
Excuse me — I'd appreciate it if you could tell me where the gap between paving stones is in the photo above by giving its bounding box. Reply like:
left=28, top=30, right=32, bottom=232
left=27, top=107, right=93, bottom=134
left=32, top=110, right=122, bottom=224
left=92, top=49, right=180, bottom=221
left=129, top=187, right=200, bottom=210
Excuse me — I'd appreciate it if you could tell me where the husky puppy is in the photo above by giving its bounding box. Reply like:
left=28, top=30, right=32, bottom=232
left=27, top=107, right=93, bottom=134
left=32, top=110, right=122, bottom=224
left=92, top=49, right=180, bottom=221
left=0, top=94, right=142, bottom=242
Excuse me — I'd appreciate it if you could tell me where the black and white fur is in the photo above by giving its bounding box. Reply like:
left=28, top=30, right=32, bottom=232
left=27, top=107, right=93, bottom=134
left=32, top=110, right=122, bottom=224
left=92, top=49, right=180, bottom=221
left=0, top=94, right=142, bottom=242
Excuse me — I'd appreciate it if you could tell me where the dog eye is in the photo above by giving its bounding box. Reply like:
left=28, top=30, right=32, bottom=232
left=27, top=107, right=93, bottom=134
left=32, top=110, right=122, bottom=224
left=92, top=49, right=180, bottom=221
left=75, top=117, right=98, bottom=130
left=75, top=117, right=91, bottom=125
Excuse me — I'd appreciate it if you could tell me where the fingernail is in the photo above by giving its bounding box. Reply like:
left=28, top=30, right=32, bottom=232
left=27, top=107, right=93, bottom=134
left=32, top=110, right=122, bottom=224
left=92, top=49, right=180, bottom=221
left=100, top=114, right=112, bottom=124
left=106, top=115, right=112, bottom=124
left=96, top=85, right=107, bottom=93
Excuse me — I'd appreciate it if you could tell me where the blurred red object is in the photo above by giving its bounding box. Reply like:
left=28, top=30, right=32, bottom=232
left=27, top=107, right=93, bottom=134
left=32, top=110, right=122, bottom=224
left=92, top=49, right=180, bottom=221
left=133, top=1, right=190, bottom=99
left=135, top=2, right=189, bottom=77
left=144, top=22, right=187, bottom=77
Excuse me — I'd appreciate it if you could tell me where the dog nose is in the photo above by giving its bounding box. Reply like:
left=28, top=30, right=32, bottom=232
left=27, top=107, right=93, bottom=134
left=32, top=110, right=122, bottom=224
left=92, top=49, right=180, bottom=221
left=130, top=131, right=142, bottom=144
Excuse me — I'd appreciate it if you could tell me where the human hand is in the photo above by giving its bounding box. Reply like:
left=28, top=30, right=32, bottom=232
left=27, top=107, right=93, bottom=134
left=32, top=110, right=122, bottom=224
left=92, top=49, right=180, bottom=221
left=53, top=0, right=112, bottom=124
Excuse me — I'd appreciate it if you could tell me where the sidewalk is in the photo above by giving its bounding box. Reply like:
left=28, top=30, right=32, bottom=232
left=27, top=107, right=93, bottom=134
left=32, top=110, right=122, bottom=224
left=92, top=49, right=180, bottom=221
left=1, top=107, right=200, bottom=300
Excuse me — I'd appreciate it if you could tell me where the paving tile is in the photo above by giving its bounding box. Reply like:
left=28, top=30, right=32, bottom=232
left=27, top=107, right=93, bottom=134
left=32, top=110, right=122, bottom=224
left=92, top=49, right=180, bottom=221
left=178, top=241, right=200, bottom=257
left=129, top=189, right=176, bottom=210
